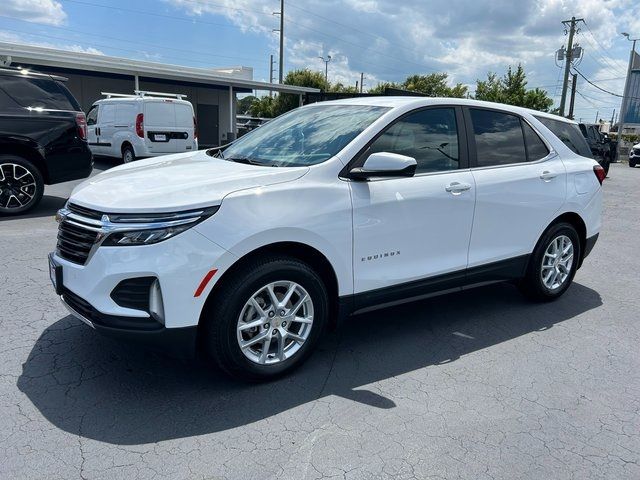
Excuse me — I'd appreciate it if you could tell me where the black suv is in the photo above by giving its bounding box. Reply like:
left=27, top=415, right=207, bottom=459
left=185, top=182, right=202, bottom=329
left=0, top=67, right=93, bottom=215
left=578, top=123, right=612, bottom=175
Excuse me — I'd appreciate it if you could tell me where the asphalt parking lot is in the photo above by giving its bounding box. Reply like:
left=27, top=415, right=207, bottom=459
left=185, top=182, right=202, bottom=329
left=1, top=161, right=639, bottom=480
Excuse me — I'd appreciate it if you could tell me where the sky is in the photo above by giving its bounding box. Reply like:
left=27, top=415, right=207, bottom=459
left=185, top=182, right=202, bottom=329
left=0, top=0, right=639, bottom=123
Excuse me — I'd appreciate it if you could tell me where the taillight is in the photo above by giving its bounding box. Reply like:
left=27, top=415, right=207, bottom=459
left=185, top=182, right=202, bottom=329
left=135, top=113, right=144, bottom=138
left=193, top=116, right=198, bottom=140
left=593, top=164, right=606, bottom=184
left=75, top=113, right=87, bottom=140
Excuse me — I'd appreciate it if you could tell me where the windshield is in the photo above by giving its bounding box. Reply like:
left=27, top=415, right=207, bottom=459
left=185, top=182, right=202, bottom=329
left=220, top=104, right=389, bottom=167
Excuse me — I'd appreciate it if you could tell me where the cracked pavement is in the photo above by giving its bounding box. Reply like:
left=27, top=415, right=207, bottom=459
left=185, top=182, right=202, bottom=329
left=1, top=161, right=639, bottom=479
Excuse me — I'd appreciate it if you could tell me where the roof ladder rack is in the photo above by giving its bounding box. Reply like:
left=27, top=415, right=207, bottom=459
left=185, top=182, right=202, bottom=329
left=101, top=91, right=188, bottom=99
left=134, top=90, right=187, bottom=99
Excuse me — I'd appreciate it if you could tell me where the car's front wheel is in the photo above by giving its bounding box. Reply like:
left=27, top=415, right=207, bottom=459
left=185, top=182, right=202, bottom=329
left=519, top=222, right=581, bottom=301
left=201, top=256, right=329, bottom=381
left=0, top=155, right=44, bottom=216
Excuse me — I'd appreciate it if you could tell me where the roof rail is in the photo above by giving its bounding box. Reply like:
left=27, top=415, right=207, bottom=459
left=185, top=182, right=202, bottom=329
left=134, top=90, right=187, bottom=99
left=101, top=90, right=188, bottom=100
left=101, top=92, right=137, bottom=98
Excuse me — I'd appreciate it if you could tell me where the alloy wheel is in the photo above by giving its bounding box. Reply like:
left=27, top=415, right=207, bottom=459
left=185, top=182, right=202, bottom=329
left=540, top=235, right=574, bottom=290
left=123, top=150, right=133, bottom=163
left=0, top=163, right=37, bottom=210
left=236, top=280, right=314, bottom=365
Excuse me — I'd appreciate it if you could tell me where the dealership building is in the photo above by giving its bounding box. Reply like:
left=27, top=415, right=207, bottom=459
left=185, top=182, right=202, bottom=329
left=0, top=42, right=319, bottom=148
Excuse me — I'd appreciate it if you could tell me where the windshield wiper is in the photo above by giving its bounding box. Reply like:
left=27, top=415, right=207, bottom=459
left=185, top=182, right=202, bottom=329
left=226, top=156, right=270, bottom=166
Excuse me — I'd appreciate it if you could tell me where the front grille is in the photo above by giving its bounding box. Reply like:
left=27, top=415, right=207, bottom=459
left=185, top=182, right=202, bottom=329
left=56, top=220, right=99, bottom=265
left=110, top=277, right=155, bottom=312
left=63, top=287, right=162, bottom=331
left=67, top=203, right=104, bottom=220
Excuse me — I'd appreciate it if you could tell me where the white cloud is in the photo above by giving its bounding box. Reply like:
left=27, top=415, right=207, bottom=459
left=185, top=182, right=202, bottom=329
left=0, top=0, right=67, bottom=26
left=165, top=0, right=632, bottom=121
left=0, top=31, right=104, bottom=55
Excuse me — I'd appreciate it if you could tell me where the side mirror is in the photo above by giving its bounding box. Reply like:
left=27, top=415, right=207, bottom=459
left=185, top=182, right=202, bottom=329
left=348, top=152, right=417, bottom=181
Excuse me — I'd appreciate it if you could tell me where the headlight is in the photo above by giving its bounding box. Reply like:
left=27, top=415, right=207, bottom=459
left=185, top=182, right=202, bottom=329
left=101, top=206, right=219, bottom=247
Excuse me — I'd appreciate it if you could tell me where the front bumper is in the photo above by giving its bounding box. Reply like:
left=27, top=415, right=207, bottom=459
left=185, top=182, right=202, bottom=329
left=61, top=290, right=198, bottom=358
left=52, top=227, right=238, bottom=332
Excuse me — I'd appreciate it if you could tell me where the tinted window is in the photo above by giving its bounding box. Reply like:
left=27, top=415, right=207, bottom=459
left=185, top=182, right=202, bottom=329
left=369, top=108, right=459, bottom=174
left=86, top=105, right=98, bottom=125
left=523, top=122, right=549, bottom=161
left=535, top=117, right=592, bottom=158
left=470, top=109, right=526, bottom=166
left=0, top=76, right=78, bottom=110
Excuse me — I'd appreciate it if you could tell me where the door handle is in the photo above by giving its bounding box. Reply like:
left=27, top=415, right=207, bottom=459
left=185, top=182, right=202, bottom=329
left=445, top=182, right=472, bottom=195
left=540, top=170, right=557, bottom=181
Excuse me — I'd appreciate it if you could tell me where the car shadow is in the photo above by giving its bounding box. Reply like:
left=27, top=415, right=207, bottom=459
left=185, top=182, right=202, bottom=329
left=18, top=282, right=602, bottom=445
left=0, top=195, right=67, bottom=221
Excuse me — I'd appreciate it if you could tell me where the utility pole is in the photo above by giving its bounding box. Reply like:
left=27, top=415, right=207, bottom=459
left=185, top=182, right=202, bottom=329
left=559, top=16, right=584, bottom=117
left=355, top=80, right=359, bottom=92
left=319, top=55, right=331, bottom=83
left=269, top=54, right=276, bottom=97
left=359, top=72, right=364, bottom=93
left=594, top=110, right=599, bottom=123
left=610, top=109, right=616, bottom=127
left=619, top=33, right=638, bottom=159
left=278, top=0, right=284, bottom=83
left=568, top=73, right=577, bottom=119
left=272, top=0, right=284, bottom=83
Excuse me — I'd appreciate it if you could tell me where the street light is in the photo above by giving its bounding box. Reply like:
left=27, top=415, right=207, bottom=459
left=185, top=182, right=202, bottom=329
left=319, top=55, right=331, bottom=84
left=618, top=32, right=639, bottom=159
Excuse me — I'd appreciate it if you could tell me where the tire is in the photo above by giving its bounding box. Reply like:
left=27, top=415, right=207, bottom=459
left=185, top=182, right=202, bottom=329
left=630, top=159, right=637, bottom=168
left=201, top=256, right=329, bottom=381
left=122, top=145, right=135, bottom=164
left=601, top=158, right=610, bottom=176
left=519, top=222, right=581, bottom=302
left=0, top=155, right=44, bottom=216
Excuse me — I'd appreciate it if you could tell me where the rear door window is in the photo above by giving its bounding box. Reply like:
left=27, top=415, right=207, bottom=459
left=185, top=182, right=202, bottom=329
left=469, top=109, right=526, bottom=166
left=174, top=103, right=192, bottom=127
left=535, top=117, right=592, bottom=158
left=144, top=101, right=176, bottom=127
left=0, top=76, right=79, bottom=110
left=522, top=122, right=550, bottom=161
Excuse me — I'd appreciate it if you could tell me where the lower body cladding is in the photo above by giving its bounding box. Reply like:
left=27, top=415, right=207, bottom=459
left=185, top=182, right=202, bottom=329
left=51, top=228, right=236, bottom=358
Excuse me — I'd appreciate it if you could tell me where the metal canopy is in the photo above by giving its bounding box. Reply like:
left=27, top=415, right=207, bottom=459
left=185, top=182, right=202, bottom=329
left=0, top=42, right=320, bottom=95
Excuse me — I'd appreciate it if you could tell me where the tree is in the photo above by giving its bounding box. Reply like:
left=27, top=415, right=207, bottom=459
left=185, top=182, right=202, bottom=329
left=402, top=73, right=468, bottom=98
left=330, top=82, right=359, bottom=93
left=368, top=81, right=401, bottom=94
left=249, top=95, right=275, bottom=118
left=475, top=64, right=553, bottom=112
left=237, top=95, right=257, bottom=115
left=272, top=69, right=329, bottom=116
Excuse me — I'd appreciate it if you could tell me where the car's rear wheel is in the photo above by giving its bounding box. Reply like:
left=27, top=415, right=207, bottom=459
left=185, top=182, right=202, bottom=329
left=201, top=256, right=329, bottom=381
left=122, top=145, right=135, bottom=164
left=519, top=222, right=581, bottom=301
left=0, top=155, right=44, bottom=216
left=601, top=158, right=610, bottom=176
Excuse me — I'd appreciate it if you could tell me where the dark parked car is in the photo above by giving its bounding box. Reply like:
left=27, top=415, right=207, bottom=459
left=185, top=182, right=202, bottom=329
left=0, top=67, right=93, bottom=215
left=578, top=123, right=612, bottom=175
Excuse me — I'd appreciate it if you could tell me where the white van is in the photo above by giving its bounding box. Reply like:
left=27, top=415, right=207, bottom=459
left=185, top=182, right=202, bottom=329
left=86, top=91, right=198, bottom=163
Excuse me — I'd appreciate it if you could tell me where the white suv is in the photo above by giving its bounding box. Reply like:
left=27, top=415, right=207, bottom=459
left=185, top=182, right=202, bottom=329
left=49, top=98, right=603, bottom=381
left=86, top=91, right=197, bottom=163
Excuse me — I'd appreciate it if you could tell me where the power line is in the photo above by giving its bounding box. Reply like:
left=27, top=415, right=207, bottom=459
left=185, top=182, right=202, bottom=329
left=573, top=66, right=640, bottom=101
left=58, top=0, right=436, bottom=78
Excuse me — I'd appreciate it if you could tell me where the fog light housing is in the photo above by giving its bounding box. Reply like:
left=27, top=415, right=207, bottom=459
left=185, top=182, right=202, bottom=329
left=149, top=279, right=165, bottom=325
